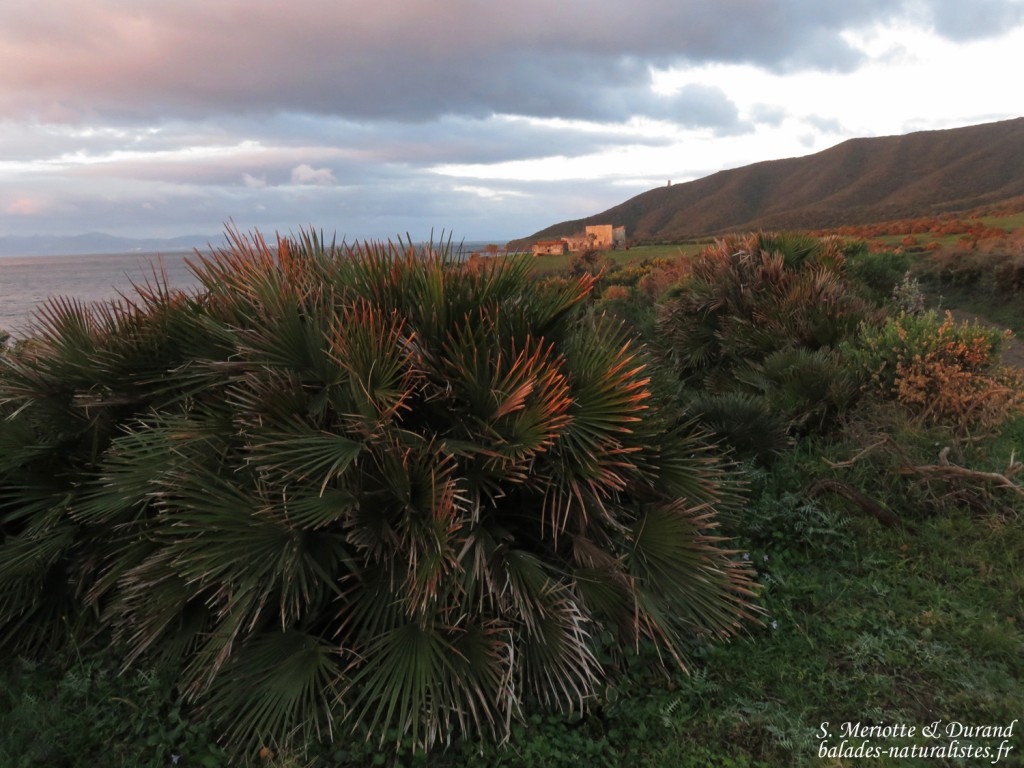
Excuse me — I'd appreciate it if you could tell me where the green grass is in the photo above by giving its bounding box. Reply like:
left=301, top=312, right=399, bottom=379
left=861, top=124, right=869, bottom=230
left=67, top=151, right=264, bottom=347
left=0, top=650, right=226, bottom=768
left=923, top=284, right=1024, bottom=336
left=623, top=243, right=707, bottom=260
left=976, top=211, right=1024, bottom=230
left=529, top=243, right=705, bottom=274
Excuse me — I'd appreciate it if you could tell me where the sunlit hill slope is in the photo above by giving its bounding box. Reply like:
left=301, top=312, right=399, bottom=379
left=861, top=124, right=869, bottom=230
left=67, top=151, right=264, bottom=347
left=516, top=117, right=1024, bottom=246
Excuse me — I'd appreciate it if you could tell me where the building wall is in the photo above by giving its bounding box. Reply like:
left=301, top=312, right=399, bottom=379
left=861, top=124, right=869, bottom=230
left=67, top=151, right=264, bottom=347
left=532, top=224, right=625, bottom=255
left=585, top=224, right=615, bottom=249
left=532, top=240, right=567, bottom=256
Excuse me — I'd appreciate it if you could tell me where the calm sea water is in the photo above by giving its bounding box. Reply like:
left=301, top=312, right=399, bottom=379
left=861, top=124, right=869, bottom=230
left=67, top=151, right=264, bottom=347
left=0, top=252, right=201, bottom=336
left=0, top=241, right=498, bottom=337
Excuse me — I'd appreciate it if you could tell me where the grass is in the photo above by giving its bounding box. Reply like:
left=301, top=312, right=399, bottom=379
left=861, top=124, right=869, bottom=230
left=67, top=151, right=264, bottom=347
left=923, top=283, right=1024, bottom=336
left=528, top=243, right=705, bottom=274
left=977, top=211, right=1024, bottom=230
left=622, top=243, right=707, bottom=260
left=0, top=650, right=227, bottom=767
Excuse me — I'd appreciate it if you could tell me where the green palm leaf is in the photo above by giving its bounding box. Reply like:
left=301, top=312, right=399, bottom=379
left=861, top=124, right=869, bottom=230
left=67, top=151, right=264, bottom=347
left=204, top=629, right=342, bottom=752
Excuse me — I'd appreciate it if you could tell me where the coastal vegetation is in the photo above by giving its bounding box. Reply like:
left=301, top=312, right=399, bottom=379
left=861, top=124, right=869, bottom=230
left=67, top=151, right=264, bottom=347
left=1, top=224, right=1023, bottom=766
left=0, top=231, right=755, bottom=763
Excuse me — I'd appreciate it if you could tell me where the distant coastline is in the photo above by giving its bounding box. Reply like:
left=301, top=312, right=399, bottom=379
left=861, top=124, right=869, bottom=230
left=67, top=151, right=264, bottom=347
left=0, top=233, right=221, bottom=259
left=0, top=233, right=506, bottom=259
left=0, top=239, right=505, bottom=335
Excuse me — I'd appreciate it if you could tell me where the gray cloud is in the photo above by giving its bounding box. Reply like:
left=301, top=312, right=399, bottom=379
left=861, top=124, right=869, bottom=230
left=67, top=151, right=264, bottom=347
left=290, top=164, right=336, bottom=186
left=258, top=114, right=676, bottom=165
left=8, top=112, right=676, bottom=176
left=1, top=0, right=1017, bottom=125
left=2, top=141, right=598, bottom=241
left=925, top=0, right=1024, bottom=39
left=658, top=84, right=743, bottom=132
left=2, top=0, right=1022, bottom=243
left=804, top=115, right=844, bottom=134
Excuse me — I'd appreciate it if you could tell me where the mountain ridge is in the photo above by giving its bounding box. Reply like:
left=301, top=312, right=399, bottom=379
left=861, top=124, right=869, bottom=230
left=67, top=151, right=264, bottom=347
left=514, top=117, right=1024, bottom=246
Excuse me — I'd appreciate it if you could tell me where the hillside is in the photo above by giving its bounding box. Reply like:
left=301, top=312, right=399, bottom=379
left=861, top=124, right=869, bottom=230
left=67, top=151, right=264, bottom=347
left=516, top=117, right=1024, bottom=245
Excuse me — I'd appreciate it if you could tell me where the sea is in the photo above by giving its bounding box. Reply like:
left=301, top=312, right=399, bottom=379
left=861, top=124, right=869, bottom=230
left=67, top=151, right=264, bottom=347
left=0, top=251, right=201, bottom=337
left=0, top=241, right=500, bottom=337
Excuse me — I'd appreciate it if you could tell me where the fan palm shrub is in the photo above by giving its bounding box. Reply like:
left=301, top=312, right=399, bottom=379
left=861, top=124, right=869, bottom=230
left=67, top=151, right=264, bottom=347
left=0, top=229, right=758, bottom=757
left=657, top=233, right=868, bottom=459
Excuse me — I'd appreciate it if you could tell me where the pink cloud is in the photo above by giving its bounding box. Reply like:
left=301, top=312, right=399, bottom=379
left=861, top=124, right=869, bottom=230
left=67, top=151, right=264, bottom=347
left=0, top=0, right=908, bottom=123
left=5, top=198, right=43, bottom=215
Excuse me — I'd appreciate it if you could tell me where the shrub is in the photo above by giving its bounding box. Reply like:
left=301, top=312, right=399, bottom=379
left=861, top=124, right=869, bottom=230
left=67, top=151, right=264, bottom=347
left=993, top=252, right=1024, bottom=296
left=843, top=243, right=913, bottom=306
left=921, top=248, right=987, bottom=289
left=600, top=284, right=630, bottom=302
left=658, top=233, right=866, bottom=382
left=636, top=257, right=691, bottom=301
left=754, top=347, right=862, bottom=434
left=0, top=230, right=757, bottom=757
left=890, top=272, right=926, bottom=316
left=681, top=392, right=791, bottom=462
left=656, top=233, right=868, bottom=456
left=851, top=310, right=1024, bottom=433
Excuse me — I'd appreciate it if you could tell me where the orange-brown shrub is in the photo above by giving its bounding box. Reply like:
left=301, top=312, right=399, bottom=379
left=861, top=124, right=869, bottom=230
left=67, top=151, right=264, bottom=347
left=894, top=357, right=1023, bottom=432
left=637, top=256, right=691, bottom=300
left=601, top=284, right=630, bottom=301
left=854, top=311, right=1024, bottom=433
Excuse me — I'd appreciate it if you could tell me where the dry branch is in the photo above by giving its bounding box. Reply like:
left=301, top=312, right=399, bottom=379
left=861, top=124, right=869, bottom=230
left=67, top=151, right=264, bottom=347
left=903, top=448, right=1024, bottom=498
left=824, top=433, right=1024, bottom=520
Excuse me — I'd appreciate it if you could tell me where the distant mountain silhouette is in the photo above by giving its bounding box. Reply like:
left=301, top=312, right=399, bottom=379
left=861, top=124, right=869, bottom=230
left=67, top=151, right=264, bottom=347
left=0, top=232, right=222, bottom=257
left=516, top=117, right=1024, bottom=245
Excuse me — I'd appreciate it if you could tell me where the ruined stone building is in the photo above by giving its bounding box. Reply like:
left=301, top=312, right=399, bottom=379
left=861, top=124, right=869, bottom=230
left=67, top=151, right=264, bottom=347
left=583, top=224, right=626, bottom=250
left=531, top=239, right=569, bottom=256
left=531, top=224, right=626, bottom=256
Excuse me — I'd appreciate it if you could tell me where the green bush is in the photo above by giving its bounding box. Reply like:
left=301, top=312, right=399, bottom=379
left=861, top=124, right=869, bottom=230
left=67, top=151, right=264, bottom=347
left=681, top=392, right=791, bottom=462
left=659, top=232, right=866, bottom=378
left=993, top=251, right=1024, bottom=296
left=0, top=230, right=757, bottom=757
left=842, top=245, right=912, bottom=307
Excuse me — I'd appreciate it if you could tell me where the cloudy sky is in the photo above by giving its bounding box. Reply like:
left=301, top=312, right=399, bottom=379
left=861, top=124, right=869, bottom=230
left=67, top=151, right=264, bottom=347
left=2, top=0, right=1023, bottom=244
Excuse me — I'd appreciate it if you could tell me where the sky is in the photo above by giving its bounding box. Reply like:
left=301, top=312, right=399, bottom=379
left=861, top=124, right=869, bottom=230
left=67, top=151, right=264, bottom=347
left=1, top=0, right=1024, bottom=244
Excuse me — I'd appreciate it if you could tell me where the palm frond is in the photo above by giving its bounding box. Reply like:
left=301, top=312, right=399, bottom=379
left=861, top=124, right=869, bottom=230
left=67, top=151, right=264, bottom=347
left=629, top=500, right=760, bottom=646
left=204, top=629, right=342, bottom=752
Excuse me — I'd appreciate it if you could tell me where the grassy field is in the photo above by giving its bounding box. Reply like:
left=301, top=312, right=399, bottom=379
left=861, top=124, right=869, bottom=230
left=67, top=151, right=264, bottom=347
left=529, top=243, right=706, bottom=274
left=978, top=211, right=1024, bottom=230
